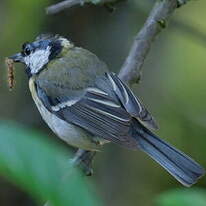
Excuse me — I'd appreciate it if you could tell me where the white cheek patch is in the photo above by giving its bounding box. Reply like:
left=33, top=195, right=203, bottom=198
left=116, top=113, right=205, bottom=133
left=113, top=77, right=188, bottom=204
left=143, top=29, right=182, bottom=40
left=24, top=46, right=51, bottom=74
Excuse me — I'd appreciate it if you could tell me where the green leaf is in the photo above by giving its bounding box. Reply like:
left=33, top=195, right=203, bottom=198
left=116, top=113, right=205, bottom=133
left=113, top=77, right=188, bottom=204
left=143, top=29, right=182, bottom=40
left=0, top=121, right=101, bottom=206
left=155, top=188, right=206, bottom=206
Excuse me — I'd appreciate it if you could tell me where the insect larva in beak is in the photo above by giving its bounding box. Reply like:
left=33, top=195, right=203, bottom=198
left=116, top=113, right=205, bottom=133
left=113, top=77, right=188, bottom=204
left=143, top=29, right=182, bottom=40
left=5, top=58, right=15, bottom=90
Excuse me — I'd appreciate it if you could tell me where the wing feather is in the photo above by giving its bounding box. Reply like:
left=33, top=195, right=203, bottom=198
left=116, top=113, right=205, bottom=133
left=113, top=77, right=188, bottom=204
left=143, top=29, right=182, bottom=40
left=106, top=73, right=158, bottom=130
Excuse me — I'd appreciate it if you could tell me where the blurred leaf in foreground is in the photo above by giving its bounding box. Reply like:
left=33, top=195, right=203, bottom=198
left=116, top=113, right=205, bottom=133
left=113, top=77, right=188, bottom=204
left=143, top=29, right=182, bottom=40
left=0, top=121, right=101, bottom=206
left=155, top=188, right=206, bottom=206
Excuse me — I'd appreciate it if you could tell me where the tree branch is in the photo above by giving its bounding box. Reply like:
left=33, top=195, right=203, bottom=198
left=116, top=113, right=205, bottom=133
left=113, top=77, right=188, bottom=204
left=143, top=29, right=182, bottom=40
left=118, top=0, right=188, bottom=83
left=46, top=0, right=119, bottom=15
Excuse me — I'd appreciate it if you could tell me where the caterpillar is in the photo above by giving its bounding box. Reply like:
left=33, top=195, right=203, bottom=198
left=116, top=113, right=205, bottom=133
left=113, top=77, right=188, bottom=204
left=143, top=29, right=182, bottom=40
left=5, top=58, right=15, bottom=90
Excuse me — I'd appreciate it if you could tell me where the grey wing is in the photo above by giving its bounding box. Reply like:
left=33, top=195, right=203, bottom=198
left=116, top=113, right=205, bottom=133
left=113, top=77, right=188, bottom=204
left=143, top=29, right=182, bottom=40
left=36, top=80, right=139, bottom=149
left=58, top=88, right=140, bottom=149
left=35, top=72, right=157, bottom=149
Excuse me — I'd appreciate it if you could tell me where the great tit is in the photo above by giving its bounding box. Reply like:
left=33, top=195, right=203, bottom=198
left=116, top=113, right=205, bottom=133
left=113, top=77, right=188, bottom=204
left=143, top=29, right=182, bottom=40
left=9, top=34, right=205, bottom=186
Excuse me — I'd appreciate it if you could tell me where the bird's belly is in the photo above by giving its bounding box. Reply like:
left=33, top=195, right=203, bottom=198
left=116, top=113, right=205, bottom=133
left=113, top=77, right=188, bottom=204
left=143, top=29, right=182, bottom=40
left=38, top=105, right=100, bottom=151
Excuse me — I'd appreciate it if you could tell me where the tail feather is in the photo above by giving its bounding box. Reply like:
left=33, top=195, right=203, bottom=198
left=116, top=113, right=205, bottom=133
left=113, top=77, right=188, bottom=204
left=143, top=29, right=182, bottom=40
left=134, top=122, right=205, bottom=186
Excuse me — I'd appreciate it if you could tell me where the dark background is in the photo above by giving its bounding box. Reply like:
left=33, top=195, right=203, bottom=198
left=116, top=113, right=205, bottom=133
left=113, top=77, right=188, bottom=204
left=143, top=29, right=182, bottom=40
left=0, top=0, right=206, bottom=205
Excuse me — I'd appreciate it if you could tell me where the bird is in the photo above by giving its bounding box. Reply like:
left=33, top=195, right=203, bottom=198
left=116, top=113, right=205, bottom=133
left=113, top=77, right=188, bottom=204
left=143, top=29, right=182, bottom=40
left=9, top=34, right=205, bottom=187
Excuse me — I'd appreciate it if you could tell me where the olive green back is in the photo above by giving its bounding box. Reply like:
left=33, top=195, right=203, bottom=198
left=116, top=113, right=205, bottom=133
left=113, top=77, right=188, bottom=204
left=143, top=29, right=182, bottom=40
left=36, top=47, right=108, bottom=98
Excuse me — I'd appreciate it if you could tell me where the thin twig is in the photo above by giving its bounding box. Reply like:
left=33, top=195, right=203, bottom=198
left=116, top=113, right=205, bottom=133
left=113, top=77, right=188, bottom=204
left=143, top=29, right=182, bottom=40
left=46, top=0, right=117, bottom=15
left=118, top=0, right=182, bottom=83
left=46, top=0, right=83, bottom=14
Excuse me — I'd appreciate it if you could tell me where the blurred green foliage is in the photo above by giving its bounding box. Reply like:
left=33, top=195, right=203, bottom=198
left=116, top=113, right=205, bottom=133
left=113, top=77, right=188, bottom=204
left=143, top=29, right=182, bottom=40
left=0, top=121, right=101, bottom=206
left=156, top=188, right=206, bottom=206
left=0, top=0, right=206, bottom=205
left=1, top=0, right=49, bottom=51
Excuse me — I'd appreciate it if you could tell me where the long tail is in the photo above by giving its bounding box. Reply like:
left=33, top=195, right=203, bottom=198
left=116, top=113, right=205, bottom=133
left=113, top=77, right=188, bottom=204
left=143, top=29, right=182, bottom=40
left=133, top=121, right=205, bottom=187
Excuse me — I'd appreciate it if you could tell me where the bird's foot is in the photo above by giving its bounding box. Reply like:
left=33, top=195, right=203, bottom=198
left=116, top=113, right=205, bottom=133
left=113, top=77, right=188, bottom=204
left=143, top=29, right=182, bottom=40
left=70, top=149, right=96, bottom=176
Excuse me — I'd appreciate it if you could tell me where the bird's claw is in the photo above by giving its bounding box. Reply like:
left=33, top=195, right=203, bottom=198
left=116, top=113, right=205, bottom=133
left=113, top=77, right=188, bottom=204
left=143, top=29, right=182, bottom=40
left=70, top=149, right=96, bottom=176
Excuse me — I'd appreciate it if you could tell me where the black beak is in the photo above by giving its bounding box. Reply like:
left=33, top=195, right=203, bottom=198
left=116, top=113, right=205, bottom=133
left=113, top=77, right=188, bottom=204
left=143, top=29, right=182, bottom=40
left=9, top=53, right=24, bottom=63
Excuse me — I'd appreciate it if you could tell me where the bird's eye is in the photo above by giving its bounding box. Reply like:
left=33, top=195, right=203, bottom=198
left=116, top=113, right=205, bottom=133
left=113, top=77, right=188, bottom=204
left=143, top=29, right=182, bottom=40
left=24, top=47, right=31, bottom=56
left=22, top=42, right=32, bottom=56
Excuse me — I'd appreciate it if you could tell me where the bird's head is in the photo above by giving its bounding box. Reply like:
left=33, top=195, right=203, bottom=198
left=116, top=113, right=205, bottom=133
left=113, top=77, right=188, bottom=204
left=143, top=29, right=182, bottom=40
left=9, top=34, right=73, bottom=77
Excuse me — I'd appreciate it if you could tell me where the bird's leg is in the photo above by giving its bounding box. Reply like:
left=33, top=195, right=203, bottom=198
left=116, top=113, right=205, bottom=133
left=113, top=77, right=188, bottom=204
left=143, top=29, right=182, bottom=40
left=70, top=149, right=96, bottom=176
